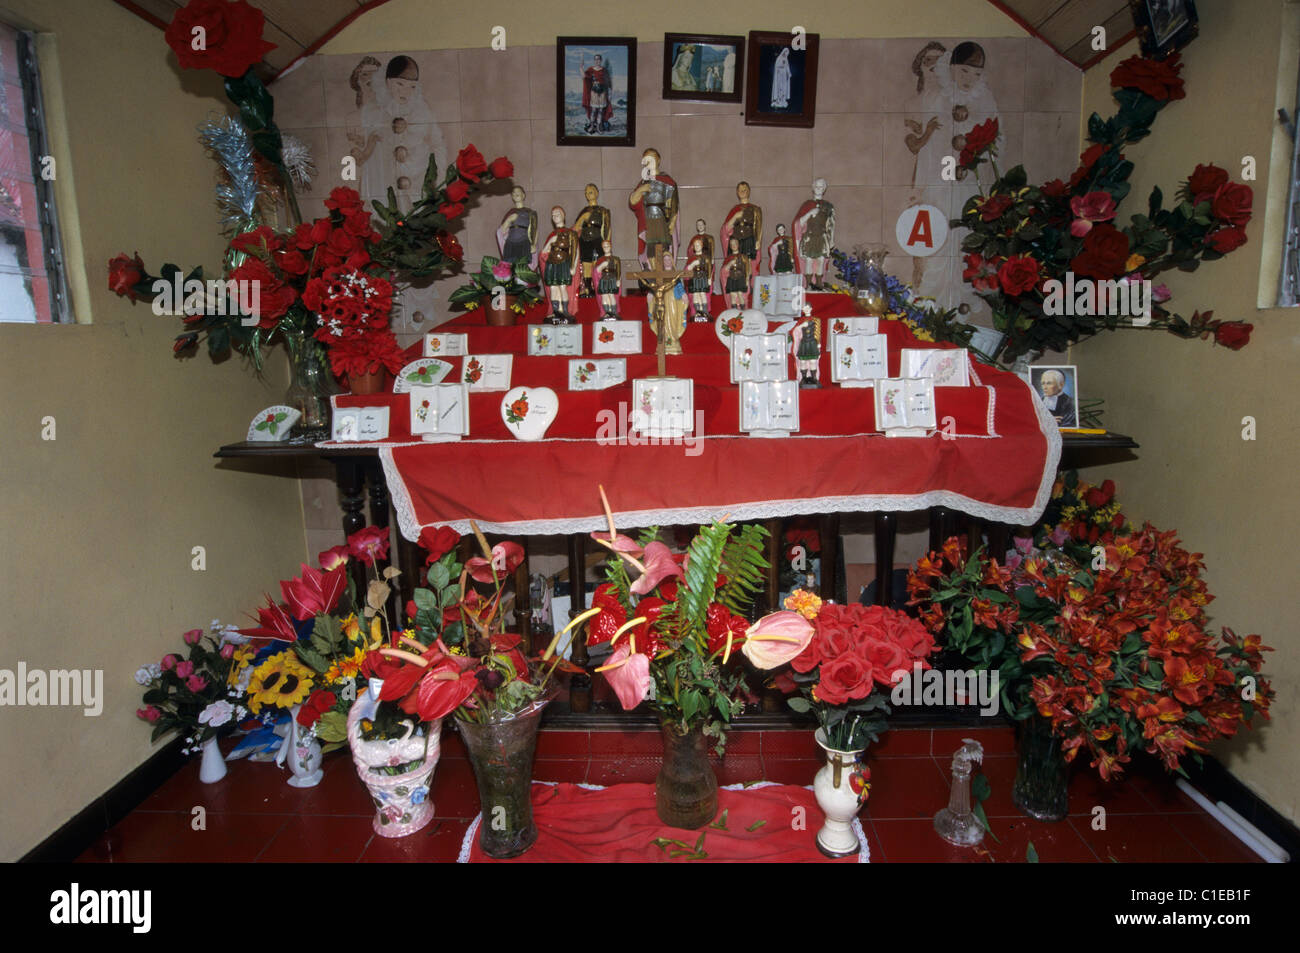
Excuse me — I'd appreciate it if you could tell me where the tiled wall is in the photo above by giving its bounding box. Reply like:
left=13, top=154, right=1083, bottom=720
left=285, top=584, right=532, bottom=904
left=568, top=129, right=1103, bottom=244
left=272, top=37, right=1080, bottom=344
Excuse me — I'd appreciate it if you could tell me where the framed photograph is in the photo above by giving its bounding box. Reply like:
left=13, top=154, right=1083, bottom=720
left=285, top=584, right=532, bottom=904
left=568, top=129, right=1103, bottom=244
left=744, top=30, right=819, bottom=128
left=1129, top=0, right=1198, bottom=59
left=662, top=33, right=744, bottom=103
left=557, top=37, right=636, bottom=146
left=1023, top=365, right=1080, bottom=429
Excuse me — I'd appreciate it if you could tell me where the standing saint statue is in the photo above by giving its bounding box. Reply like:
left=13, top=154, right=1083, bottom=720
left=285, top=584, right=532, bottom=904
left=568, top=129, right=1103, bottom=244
left=573, top=183, right=611, bottom=296
left=497, top=186, right=538, bottom=268
left=593, top=240, right=623, bottom=318
left=629, top=147, right=680, bottom=271
left=721, top=182, right=762, bottom=264
left=793, top=177, right=835, bottom=290
left=538, top=206, right=583, bottom=323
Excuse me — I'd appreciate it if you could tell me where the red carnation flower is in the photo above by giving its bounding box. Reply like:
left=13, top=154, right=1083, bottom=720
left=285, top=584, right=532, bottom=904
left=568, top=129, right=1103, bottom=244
left=163, top=0, right=276, bottom=78
left=1109, top=53, right=1185, bottom=102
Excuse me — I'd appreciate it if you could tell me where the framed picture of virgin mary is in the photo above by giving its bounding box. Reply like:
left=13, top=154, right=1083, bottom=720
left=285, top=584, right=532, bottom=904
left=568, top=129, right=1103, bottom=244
left=556, top=37, right=637, bottom=147
left=744, top=30, right=819, bottom=128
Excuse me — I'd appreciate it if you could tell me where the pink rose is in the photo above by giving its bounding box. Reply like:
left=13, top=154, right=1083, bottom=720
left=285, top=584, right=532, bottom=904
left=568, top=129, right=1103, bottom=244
left=186, top=675, right=208, bottom=692
left=183, top=628, right=203, bottom=645
left=220, top=643, right=235, bottom=659
left=492, top=261, right=513, bottom=281
left=175, top=660, right=195, bottom=679
left=1069, top=191, right=1117, bottom=237
left=160, top=654, right=179, bottom=671
left=136, top=706, right=162, bottom=723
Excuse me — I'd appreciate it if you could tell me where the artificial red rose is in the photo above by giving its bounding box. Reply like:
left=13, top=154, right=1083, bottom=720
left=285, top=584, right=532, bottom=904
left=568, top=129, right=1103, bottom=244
left=978, top=193, right=1012, bottom=222
left=815, top=652, right=875, bottom=706
left=227, top=257, right=296, bottom=326
left=489, top=156, right=514, bottom=179
left=1187, top=163, right=1228, bottom=201
left=325, top=187, right=365, bottom=214
left=435, top=231, right=464, bottom=262
left=309, top=218, right=333, bottom=246
left=958, top=117, right=998, bottom=168
left=1206, top=226, right=1247, bottom=253
left=445, top=179, right=470, bottom=203
left=1208, top=182, right=1253, bottom=226
left=1084, top=479, right=1116, bottom=508
left=325, top=227, right=360, bottom=259
left=419, top=525, right=461, bottom=564
left=1041, top=178, right=1067, bottom=198
left=1069, top=190, right=1117, bottom=236
left=342, top=208, right=379, bottom=240
left=440, top=201, right=466, bottom=220
left=164, top=0, right=275, bottom=78
left=1068, top=144, right=1109, bottom=189
left=455, top=144, right=488, bottom=182
left=1070, top=223, right=1130, bottom=280
left=962, top=253, right=1002, bottom=293
left=273, top=248, right=309, bottom=276
left=997, top=255, right=1041, bottom=296
left=108, top=252, right=146, bottom=301
left=860, top=638, right=908, bottom=686
left=1212, top=320, right=1252, bottom=350
left=348, top=525, right=390, bottom=566
left=1109, top=53, right=1185, bottom=102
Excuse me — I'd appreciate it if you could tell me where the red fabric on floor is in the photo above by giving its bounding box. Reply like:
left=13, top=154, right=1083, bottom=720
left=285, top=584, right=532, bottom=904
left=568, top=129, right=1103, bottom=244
left=463, top=782, right=859, bottom=863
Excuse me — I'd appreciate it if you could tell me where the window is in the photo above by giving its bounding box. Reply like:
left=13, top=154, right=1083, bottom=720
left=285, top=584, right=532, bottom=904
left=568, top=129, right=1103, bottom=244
left=0, top=21, right=70, bottom=323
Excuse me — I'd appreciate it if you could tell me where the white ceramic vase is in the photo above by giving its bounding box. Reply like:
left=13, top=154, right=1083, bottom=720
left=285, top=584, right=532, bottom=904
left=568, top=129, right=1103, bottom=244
left=281, top=705, right=324, bottom=788
left=198, top=736, right=227, bottom=784
left=813, top=729, right=865, bottom=858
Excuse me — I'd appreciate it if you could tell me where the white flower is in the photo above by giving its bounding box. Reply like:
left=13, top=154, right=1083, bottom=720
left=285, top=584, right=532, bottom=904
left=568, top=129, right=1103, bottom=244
left=198, top=700, right=235, bottom=728
left=134, top=665, right=159, bottom=685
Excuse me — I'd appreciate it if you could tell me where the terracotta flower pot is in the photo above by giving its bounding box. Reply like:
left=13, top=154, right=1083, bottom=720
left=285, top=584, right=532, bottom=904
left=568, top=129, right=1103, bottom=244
left=348, top=368, right=389, bottom=394
left=485, top=294, right=519, bottom=327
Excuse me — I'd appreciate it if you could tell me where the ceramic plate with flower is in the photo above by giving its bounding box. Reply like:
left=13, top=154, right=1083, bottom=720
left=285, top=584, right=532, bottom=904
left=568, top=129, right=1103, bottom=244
left=715, top=307, right=768, bottom=344
left=393, top=358, right=454, bottom=393
left=247, top=405, right=302, bottom=441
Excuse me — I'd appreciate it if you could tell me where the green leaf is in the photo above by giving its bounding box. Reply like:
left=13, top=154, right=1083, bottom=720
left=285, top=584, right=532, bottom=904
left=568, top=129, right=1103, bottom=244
left=413, top=588, right=437, bottom=612
left=786, top=696, right=812, bottom=714
left=1026, top=840, right=1039, bottom=863
left=746, top=819, right=767, bottom=832
left=428, top=562, right=451, bottom=592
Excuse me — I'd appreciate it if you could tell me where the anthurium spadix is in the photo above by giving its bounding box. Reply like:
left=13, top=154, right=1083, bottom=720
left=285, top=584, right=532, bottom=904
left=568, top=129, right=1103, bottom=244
left=741, top=611, right=814, bottom=669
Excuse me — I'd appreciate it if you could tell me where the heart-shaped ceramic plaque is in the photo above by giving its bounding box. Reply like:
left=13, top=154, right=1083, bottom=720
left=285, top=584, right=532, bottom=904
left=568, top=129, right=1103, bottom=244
left=500, top=386, right=558, bottom=441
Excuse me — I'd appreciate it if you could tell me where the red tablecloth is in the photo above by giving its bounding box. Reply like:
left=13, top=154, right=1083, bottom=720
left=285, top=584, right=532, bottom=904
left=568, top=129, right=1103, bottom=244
left=324, top=293, right=1061, bottom=535
left=459, top=781, right=864, bottom=863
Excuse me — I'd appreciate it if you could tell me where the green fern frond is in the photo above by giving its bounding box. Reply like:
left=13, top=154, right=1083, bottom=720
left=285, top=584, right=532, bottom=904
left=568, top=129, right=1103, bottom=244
left=675, top=521, right=733, bottom=638
left=717, top=523, right=770, bottom=615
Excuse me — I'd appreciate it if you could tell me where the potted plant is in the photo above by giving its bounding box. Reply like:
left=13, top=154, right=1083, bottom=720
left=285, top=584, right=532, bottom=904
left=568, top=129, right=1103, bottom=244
left=448, top=255, right=543, bottom=326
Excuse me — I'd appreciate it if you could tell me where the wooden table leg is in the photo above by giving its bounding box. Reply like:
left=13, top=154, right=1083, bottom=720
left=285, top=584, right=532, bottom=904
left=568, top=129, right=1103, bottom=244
left=763, top=518, right=781, bottom=615
left=332, top=458, right=367, bottom=602
left=874, top=512, right=896, bottom=607
left=514, top=538, right=532, bottom=653
left=567, top=532, right=591, bottom=712
left=928, top=505, right=956, bottom=553
left=818, top=512, right=841, bottom=603
left=364, top=459, right=401, bottom=627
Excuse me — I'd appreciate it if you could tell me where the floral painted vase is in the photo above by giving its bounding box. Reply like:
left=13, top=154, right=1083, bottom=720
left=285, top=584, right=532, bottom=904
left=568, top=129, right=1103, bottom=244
left=347, top=694, right=441, bottom=838
left=813, top=729, right=868, bottom=857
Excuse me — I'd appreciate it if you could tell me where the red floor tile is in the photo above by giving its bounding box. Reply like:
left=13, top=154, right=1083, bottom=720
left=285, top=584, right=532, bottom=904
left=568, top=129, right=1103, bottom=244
left=966, top=754, right=1021, bottom=818
left=259, top=814, right=375, bottom=862
left=870, top=728, right=932, bottom=757
left=869, top=818, right=994, bottom=862
left=360, top=819, right=471, bottom=862
left=293, top=758, right=378, bottom=816
left=535, top=730, right=590, bottom=760
left=428, top=756, right=484, bottom=818
left=762, top=731, right=823, bottom=760
left=932, top=724, right=1016, bottom=757
left=590, top=730, right=667, bottom=756
left=1067, top=762, right=1161, bottom=817
left=533, top=760, right=589, bottom=783
left=587, top=756, right=661, bottom=785
left=82, top=811, right=290, bottom=863
left=1164, top=813, right=1264, bottom=863
left=859, top=757, right=950, bottom=820
left=982, top=815, right=1101, bottom=862
left=1067, top=814, right=1204, bottom=863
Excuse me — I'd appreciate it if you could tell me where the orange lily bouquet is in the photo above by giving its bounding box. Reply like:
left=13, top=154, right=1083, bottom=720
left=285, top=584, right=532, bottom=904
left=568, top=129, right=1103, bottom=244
left=908, top=527, right=1273, bottom=781
left=550, top=488, right=772, bottom=754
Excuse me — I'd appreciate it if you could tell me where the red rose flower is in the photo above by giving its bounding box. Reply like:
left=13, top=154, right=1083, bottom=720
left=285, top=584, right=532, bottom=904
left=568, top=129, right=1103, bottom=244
left=108, top=252, right=146, bottom=302
left=445, top=179, right=470, bottom=203
left=418, top=525, right=461, bottom=564
left=1205, top=226, right=1247, bottom=253
left=455, top=144, right=488, bottom=183
left=489, top=156, right=513, bottom=179
left=1070, top=223, right=1130, bottom=280
left=325, top=187, right=365, bottom=214
left=997, top=255, right=1041, bottom=296
left=958, top=117, right=998, bottom=168
left=978, top=193, right=1012, bottom=222
left=1041, top=178, right=1068, bottom=198
left=348, top=525, right=390, bottom=566
left=815, top=653, right=875, bottom=705
left=1068, top=144, right=1110, bottom=190
left=962, top=253, right=1002, bottom=293
left=440, top=201, right=466, bottom=220
left=1084, top=479, right=1116, bottom=508
left=1212, top=321, right=1252, bottom=350
left=1109, top=53, right=1185, bottom=102
left=163, top=0, right=275, bottom=78
left=273, top=248, right=309, bottom=276
left=228, top=257, right=296, bottom=326
left=1208, top=182, right=1253, bottom=226
left=1187, top=163, right=1228, bottom=201
left=229, top=225, right=281, bottom=256
left=435, top=231, right=464, bottom=262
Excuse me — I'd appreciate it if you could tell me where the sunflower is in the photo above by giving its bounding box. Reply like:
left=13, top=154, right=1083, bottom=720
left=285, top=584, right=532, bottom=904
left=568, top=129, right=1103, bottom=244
left=246, top=652, right=314, bottom=713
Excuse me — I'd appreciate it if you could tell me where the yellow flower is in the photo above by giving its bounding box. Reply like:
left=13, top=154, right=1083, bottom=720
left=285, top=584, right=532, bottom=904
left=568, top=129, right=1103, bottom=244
left=783, top=588, right=824, bottom=621
left=246, top=652, right=314, bottom=713
left=324, top=646, right=367, bottom=685
left=341, top=613, right=362, bottom=644
left=227, top=644, right=258, bottom=686
left=1125, top=253, right=1146, bottom=273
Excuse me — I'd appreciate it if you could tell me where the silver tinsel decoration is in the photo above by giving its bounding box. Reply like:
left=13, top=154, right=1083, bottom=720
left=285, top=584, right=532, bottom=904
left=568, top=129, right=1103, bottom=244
left=280, top=134, right=315, bottom=191
left=197, top=114, right=266, bottom=235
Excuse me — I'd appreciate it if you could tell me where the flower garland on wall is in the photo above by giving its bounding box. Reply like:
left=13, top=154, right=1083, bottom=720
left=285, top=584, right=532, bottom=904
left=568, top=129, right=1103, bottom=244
left=957, top=53, right=1255, bottom=364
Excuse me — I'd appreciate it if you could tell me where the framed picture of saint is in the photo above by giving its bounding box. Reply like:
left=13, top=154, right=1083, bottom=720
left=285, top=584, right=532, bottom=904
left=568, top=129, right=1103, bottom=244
left=662, top=33, right=744, bottom=103
left=557, top=36, right=637, bottom=147
left=1128, top=0, right=1198, bottom=60
left=1023, top=365, right=1080, bottom=429
left=744, top=30, right=819, bottom=128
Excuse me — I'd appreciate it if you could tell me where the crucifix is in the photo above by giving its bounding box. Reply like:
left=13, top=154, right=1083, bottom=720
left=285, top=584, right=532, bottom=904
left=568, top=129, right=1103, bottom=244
left=627, top=256, right=687, bottom=376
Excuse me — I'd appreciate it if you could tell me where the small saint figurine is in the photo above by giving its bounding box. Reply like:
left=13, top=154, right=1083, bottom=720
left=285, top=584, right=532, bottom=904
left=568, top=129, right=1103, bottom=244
left=497, top=186, right=538, bottom=268
left=722, top=236, right=751, bottom=310
left=693, top=218, right=714, bottom=261
left=792, top=304, right=821, bottom=388
left=793, top=177, right=835, bottom=291
left=629, top=147, right=679, bottom=270
left=721, top=181, right=762, bottom=263
left=683, top=234, right=713, bottom=322
left=573, top=183, right=611, bottom=297
left=592, top=239, right=623, bottom=318
left=538, top=206, right=582, bottom=324
left=768, top=223, right=797, bottom=275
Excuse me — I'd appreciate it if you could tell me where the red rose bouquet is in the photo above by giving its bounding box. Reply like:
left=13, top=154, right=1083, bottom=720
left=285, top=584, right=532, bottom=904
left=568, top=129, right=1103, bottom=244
left=955, top=52, right=1254, bottom=364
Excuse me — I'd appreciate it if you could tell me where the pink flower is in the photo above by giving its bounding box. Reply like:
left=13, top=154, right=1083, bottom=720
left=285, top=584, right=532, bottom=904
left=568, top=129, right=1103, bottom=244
left=1069, top=191, right=1117, bottom=237
left=347, top=526, right=390, bottom=567
left=175, top=660, right=195, bottom=679
left=182, top=628, right=203, bottom=645
left=601, top=642, right=651, bottom=710
left=220, top=643, right=235, bottom=659
left=318, top=545, right=350, bottom=571
left=589, top=530, right=644, bottom=558
left=280, top=563, right=348, bottom=621
left=492, top=261, right=513, bottom=280
left=629, top=541, right=685, bottom=596
left=136, top=706, right=162, bottom=723
left=466, top=541, right=526, bottom=584
left=160, top=654, right=179, bottom=671
left=1153, top=284, right=1171, bottom=303
left=185, top=674, right=208, bottom=693
left=742, top=610, right=815, bottom=670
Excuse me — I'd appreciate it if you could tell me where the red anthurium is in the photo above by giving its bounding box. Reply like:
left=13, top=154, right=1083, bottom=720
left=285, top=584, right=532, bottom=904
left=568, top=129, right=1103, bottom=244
left=403, top=663, right=479, bottom=721
left=630, top=541, right=685, bottom=596
left=466, top=541, right=525, bottom=583
left=587, top=584, right=629, bottom=646
left=280, top=563, right=348, bottom=621
left=238, top=597, right=299, bottom=642
left=599, top=642, right=651, bottom=711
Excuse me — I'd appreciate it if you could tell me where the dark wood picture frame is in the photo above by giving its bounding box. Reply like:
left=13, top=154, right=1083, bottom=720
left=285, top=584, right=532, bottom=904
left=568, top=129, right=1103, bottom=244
left=662, top=33, right=745, bottom=103
left=744, top=30, right=819, bottom=128
left=556, top=36, right=637, bottom=147
left=1128, top=0, right=1198, bottom=60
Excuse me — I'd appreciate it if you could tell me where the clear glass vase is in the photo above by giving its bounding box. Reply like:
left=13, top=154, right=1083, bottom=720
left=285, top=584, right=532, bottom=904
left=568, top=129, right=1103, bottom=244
left=282, top=332, right=334, bottom=441
left=656, top=720, right=718, bottom=830
left=1012, top=713, right=1069, bottom=821
left=457, top=700, right=549, bottom=859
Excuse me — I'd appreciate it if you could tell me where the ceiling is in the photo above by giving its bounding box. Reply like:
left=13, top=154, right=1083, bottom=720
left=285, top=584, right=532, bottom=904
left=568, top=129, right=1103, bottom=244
left=114, top=0, right=1137, bottom=76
